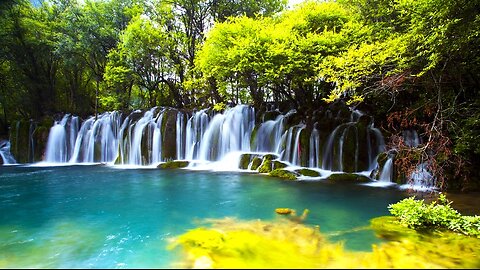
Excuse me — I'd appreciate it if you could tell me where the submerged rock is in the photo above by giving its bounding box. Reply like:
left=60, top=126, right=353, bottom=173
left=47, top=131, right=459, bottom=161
left=158, top=160, right=190, bottom=169
left=295, top=168, right=321, bottom=177
left=326, top=173, right=371, bottom=182
left=269, top=169, right=299, bottom=180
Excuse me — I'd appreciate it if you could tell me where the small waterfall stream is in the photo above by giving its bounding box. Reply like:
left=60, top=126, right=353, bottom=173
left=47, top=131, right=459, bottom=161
left=0, top=140, right=16, bottom=164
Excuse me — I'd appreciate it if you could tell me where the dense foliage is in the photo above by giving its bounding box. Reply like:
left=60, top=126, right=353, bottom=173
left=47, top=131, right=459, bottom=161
left=0, top=0, right=479, bottom=190
left=389, top=194, right=480, bottom=237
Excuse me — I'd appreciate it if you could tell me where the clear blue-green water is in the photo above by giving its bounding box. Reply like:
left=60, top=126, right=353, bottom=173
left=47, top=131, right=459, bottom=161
left=0, top=165, right=408, bottom=268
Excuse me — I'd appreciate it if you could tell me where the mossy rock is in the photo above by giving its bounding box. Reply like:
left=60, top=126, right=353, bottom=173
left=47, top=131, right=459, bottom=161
left=158, top=160, right=190, bottom=169
left=258, top=159, right=273, bottom=173
left=273, top=160, right=288, bottom=170
left=370, top=216, right=419, bottom=241
left=269, top=169, right=299, bottom=180
left=239, top=154, right=253, bottom=169
left=295, top=168, right=320, bottom=177
left=326, top=173, right=371, bottom=182
left=263, top=154, right=278, bottom=161
left=250, top=157, right=263, bottom=170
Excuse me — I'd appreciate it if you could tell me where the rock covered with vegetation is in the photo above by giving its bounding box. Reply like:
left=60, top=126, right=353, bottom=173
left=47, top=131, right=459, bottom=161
left=326, top=173, right=371, bottom=183
left=157, top=161, right=190, bottom=169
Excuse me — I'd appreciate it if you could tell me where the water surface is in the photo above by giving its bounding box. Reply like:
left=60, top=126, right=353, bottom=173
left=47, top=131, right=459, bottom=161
left=0, top=165, right=407, bottom=268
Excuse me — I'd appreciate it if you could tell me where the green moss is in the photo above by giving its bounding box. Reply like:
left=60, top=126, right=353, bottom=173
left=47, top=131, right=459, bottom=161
left=263, top=154, right=278, bottom=161
left=170, top=216, right=480, bottom=269
left=158, top=160, right=190, bottom=169
left=295, top=168, right=320, bottom=177
left=370, top=216, right=419, bottom=241
left=369, top=216, right=480, bottom=269
left=326, top=173, right=371, bottom=182
left=239, top=154, right=252, bottom=169
left=272, top=160, right=288, bottom=170
left=250, top=157, right=263, bottom=170
left=269, top=169, right=298, bottom=180
left=258, top=159, right=273, bottom=173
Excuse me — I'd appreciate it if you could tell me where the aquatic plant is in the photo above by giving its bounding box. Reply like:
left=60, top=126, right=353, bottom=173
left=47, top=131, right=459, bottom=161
left=169, top=214, right=480, bottom=268
left=388, top=194, right=480, bottom=237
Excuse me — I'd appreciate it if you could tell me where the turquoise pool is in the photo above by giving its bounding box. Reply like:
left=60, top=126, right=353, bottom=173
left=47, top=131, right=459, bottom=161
left=0, top=165, right=407, bottom=268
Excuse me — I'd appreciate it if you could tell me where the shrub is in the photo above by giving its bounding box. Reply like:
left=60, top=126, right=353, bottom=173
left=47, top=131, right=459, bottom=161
left=388, top=194, right=480, bottom=237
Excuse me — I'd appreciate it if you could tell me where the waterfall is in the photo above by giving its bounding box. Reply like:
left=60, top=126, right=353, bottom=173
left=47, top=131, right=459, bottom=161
left=45, top=115, right=70, bottom=163
left=321, top=123, right=347, bottom=171
left=39, top=104, right=388, bottom=178
left=0, top=140, right=16, bottom=164
left=176, top=112, right=186, bottom=160
left=309, top=127, right=320, bottom=168
left=378, top=156, right=393, bottom=182
left=281, top=124, right=305, bottom=166
left=252, top=114, right=285, bottom=152
left=402, top=130, right=421, bottom=147
left=197, top=105, right=254, bottom=161
left=151, top=111, right=164, bottom=164
left=185, top=109, right=209, bottom=160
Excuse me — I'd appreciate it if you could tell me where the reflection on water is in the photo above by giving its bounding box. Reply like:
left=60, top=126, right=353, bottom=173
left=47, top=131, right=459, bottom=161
left=1, top=165, right=409, bottom=268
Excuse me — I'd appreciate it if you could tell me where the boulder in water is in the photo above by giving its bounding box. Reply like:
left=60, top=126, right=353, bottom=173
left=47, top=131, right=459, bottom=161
left=295, top=168, right=321, bottom=177
left=269, top=169, right=299, bottom=180
left=158, top=160, right=190, bottom=169
left=249, top=157, right=263, bottom=170
left=326, top=173, right=371, bottom=182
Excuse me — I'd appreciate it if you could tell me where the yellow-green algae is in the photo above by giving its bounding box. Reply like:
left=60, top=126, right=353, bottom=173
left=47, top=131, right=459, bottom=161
left=169, top=216, right=480, bottom=269
left=0, top=221, right=104, bottom=268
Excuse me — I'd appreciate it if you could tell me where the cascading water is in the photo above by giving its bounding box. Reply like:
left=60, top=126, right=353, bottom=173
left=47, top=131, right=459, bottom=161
left=252, top=114, right=285, bottom=152
left=378, top=156, right=393, bottom=182
left=0, top=140, right=16, bottom=164
left=197, top=105, right=254, bottom=161
left=40, top=105, right=388, bottom=180
left=309, top=127, right=320, bottom=168
left=185, top=109, right=209, bottom=160
left=176, top=112, right=186, bottom=160
left=281, top=124, right=306, bottom=166
left=45, top=115, right=70, bottom=163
